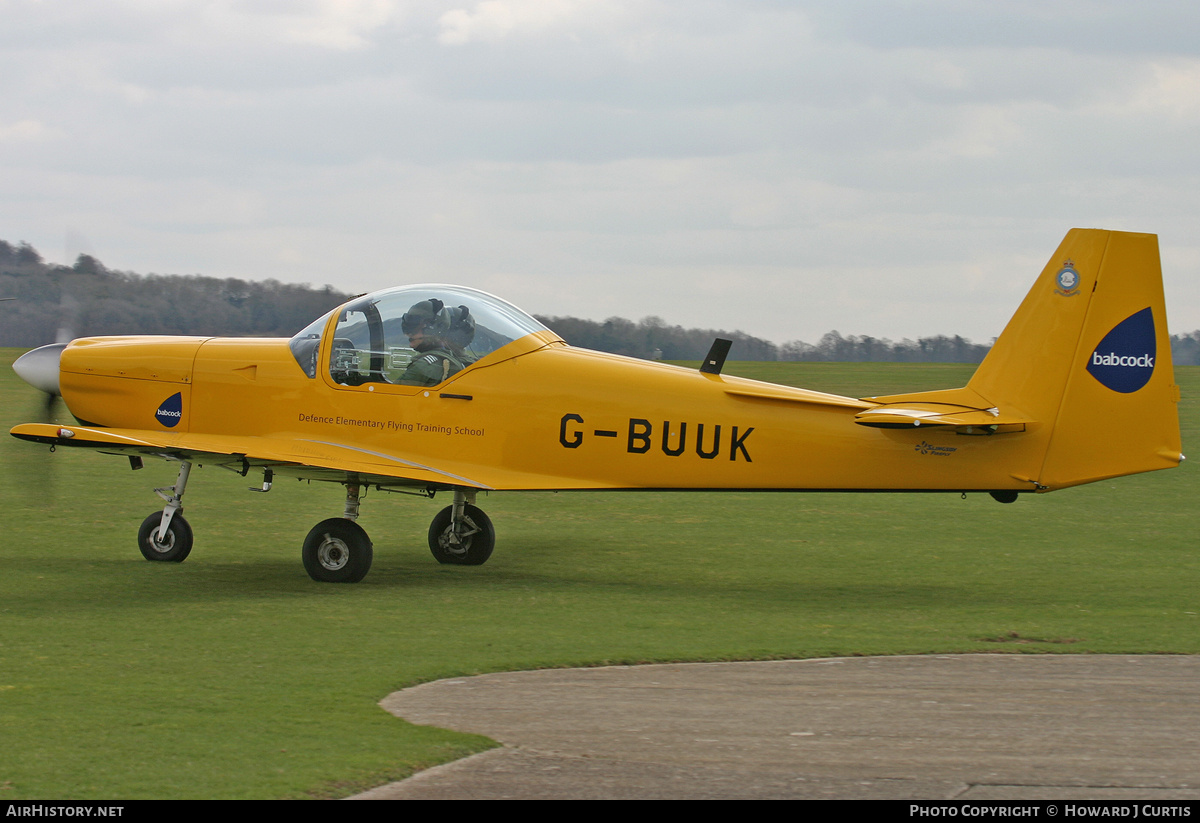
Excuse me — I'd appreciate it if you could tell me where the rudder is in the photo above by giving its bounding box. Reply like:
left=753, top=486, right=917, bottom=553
left=969, top=229, right=1182, bottom=489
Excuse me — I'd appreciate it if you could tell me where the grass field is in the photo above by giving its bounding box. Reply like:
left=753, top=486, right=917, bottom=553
left=1, top=349, right=1195, bottom=799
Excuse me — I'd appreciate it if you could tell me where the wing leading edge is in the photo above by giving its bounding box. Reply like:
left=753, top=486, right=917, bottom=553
left=9, top=423, right=494, bottom=490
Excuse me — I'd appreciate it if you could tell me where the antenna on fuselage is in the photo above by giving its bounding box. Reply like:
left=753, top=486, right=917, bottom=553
left=699, top=338, right=732, bottom=375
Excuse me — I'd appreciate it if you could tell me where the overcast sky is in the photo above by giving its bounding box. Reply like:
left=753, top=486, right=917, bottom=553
left=3, top=0, right=1199, bottom=345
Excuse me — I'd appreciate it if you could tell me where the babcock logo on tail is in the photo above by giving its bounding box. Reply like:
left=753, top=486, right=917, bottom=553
left=155, top=392, right=183, bottom=427
left=1086, top=307, right=1156, bottom=394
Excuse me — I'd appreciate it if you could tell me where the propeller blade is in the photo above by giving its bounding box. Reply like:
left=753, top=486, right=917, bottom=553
left=11, top=344, right=68, bottom=499
left=40, top=391, right=62, bottom=424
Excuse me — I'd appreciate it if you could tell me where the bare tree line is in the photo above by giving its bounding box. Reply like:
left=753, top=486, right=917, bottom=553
left=533, top=314, right=995, bottom=363
left=3, top=239, right=1198, bottom=364
left=0, top=240, right=350, bottom=347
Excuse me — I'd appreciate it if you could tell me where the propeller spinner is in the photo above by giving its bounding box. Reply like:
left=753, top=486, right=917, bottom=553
left=13, top=343, right=65, bottom=397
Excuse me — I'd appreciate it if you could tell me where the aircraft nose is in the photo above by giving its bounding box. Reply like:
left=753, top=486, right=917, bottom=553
left=13, top=343, right=66, bottom=396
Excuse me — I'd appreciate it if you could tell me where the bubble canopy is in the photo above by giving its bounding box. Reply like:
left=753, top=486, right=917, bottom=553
left=289, top=284, right=552, bottom=382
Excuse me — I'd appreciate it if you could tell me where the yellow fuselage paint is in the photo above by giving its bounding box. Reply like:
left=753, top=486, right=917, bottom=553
left=30, top=229, right=1184, bottom=496
left=58, top=331, right=1037, bottom=492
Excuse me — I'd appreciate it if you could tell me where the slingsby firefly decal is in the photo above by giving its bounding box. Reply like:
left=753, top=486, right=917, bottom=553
left=915, top=441, right=956, bottom=457
left=155, top=392, right=183, bottom=428
left=1086, top=307, right=1156, bottom=394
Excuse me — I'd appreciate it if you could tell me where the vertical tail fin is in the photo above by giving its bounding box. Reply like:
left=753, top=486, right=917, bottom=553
left=969, top=228, right=1182, bottom=488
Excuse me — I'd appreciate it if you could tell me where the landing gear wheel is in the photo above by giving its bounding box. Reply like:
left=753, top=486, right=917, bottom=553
left=428, top=504, right=495, bottom=566
left=137, top=511, right=194, bottom=563
left=303, top=518, right=373, bottom=583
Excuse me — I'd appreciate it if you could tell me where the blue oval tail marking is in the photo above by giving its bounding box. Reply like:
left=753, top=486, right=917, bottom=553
left=1086, top=307, right=1156, bottom=394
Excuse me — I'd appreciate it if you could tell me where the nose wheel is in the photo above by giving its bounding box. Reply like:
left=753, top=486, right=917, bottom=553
left=137, top=511, right=194, bottom=562
left=137, top=460, right=194, bottom=563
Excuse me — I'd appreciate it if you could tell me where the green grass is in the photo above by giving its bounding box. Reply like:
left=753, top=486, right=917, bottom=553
left=0, top=349, right=1195, bottom=798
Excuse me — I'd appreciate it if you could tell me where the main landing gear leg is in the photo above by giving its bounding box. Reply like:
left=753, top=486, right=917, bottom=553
left=428, top=489, right=495, bottom=566
left=302, top=480, right=374, bottom=583
left=137, top=460, right=194, bottom=562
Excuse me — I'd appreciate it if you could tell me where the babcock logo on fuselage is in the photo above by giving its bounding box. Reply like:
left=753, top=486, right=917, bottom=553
left=155, top=392, right=183, bottom=427
left=1086, top=307, right=1156, bottom=394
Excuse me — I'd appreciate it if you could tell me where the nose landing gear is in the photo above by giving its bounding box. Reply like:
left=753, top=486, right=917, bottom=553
left=137, top=460, right=194, bottom=563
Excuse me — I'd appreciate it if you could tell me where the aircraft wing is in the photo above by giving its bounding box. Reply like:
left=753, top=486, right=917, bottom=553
left=9, top=422, right=494, bottom=490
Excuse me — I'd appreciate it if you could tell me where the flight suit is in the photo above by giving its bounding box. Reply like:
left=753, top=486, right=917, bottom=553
left=399, top=349, right=467, bottom=386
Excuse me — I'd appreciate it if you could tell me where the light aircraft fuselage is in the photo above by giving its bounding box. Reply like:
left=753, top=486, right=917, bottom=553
left=10, top=229, right=1184, bottom=582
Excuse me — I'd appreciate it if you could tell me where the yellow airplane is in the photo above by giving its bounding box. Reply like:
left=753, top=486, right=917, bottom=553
left=10, top=229, right=1184, bottom=583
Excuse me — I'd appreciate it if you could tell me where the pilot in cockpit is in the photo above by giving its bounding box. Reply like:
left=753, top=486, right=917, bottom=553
left=397, top=299, right=476, bottom=386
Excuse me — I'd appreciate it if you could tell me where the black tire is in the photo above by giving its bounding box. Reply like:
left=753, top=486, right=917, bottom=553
left=137, top=511, right=194, bottom=563
left=302, top=518, right=373, bottom=583
left=428, top=504, right=495, bottom=566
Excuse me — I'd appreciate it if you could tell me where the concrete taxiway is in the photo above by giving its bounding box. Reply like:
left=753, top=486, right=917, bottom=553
left=352, top=655, right=1199, bottom=800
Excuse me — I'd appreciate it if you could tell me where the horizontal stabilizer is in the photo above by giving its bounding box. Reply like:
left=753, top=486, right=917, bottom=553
left=854, top=403, right=1029, bottom=433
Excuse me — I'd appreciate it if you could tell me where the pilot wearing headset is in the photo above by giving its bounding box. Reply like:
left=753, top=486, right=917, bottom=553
left=397, top=299, right=476, bottom=386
